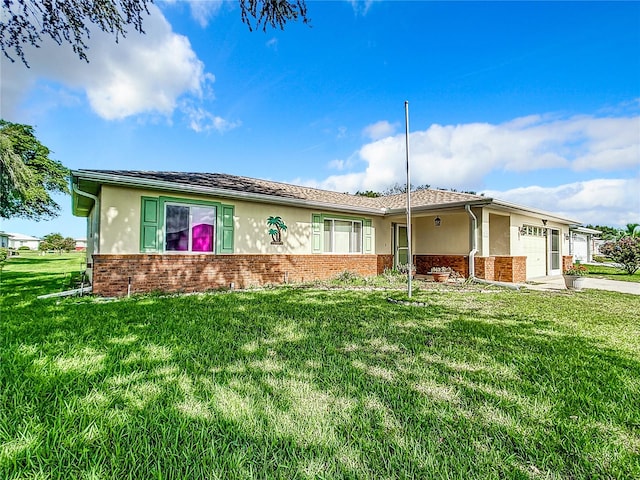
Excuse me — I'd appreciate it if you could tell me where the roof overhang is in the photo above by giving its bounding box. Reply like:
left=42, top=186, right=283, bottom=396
left=570, top=226, right=601, bottom=235
left=489, top=199, right=581, bottom=225
left=385, top=199, right=493, bottom=217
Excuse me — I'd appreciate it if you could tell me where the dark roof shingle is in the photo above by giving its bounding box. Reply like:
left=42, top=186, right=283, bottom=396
left=75, top=169, right=488, bottom=212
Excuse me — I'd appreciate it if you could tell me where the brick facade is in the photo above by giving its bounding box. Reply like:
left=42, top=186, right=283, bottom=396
left=90, top=252, right=540, bottom=297
left=474, top=256, right=495, bottom=281
left=91, top=254, right=378, bottom=297
left=414, top=255, right=470, bottom=278
left=414, top=254, right=526, bottom=283
left=562, top=255, right=573, bottom=273
left=376, top=255, right=394, bottom=274
left=493, top=256, right=527, bottom=283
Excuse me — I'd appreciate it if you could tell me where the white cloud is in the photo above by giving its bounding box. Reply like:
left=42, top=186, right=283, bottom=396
left=266, top=38, right=279, bottom=50
left=183, top=104, right=241, bottom=133
left=348, top=0, right=379, bottom=16
left=320, top=111, right=639, bottom=194
left=313, top=108, right=639, bottom=227
left=482, top=177, right=640, bottom=227
left=328, top=159, right=346, bottom=171
left=160, top=0, right=226, bottom=27
left=0, top=4, right=235, bottom=130
left=188, top=0, right=225, bottom=27
left=362, top=120, right=397, bottom=140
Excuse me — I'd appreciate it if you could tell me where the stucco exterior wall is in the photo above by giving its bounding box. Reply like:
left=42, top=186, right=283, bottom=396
left=413, top=213, right=470, bottom=254
left=97, top=185, right=381, bottom=255
left=489, top=213, right=510, bottom=255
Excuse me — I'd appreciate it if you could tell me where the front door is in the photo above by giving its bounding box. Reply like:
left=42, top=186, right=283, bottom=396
left=548, top=229, right=561, bottom=275
left=395, top=224, right=409, bottom=268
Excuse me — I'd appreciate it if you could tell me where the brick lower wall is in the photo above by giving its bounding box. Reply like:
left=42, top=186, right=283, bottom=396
left=414, top=255, right=469, bottom=278
left=91, top=254, right=379, bottom=297
left=493, top=256, right=527, bottom=283
left=474, top=256, right=495, bottom=281
left=412, top=254, right=527, bottom=283
left=377, top=255, right=394, bottom=274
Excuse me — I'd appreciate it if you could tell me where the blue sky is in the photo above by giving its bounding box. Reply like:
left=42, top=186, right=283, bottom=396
left=1, top=0, right=639, bottom=239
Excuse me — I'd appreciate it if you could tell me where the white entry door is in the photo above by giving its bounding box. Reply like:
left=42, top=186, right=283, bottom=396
left=548, top=229, right=561, bottom=275
left=395, top=224, right=409, bottom=268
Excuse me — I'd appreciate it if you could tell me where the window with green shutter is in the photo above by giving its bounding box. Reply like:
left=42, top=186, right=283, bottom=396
left=140, top=196, right=234, bottom=254
left=140, top=197, right=159, bottom=252
left=312, top=213, right=372, bottom=254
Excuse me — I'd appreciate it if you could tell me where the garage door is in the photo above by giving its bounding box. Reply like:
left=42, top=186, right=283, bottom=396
left=521, top=228, right=547, bottom=278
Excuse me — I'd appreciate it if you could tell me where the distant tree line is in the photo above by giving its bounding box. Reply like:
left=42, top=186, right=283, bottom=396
left=355, top=183, right=480, bottom=197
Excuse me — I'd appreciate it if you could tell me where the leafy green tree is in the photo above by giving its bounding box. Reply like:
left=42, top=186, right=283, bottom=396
left=62, top=237, right=77, bottom=252
left=600, top=237, right=640, bottom=275
left=0, top=120, right=69, bottom=220
left=40, top=233, right=65, bottom=251
left=623, top=223, right=640, bottom=238
left=355, top=190, right=382, bottom=198
left=1, top=0, right=309, bottom=66
left=585, top=224, right=619, bottom=240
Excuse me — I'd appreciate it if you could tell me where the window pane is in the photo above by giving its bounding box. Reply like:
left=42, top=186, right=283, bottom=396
left=166, top=205, right=189, bottom=251
left=333, top=220, right=352, bottom=253
left=323, top=220, right=332, bottom=252
left=352, top=222, right=362, bottom=252
left=192, top=206, right=215, bottom=252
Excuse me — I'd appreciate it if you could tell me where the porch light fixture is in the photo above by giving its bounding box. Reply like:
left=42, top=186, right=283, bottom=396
left=434, top=216, right=441, bottom=227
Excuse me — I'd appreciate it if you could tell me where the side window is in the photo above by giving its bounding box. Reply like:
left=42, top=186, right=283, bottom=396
left=165, top=204, right=216, bottom=252
left=140, top=196, right=233, bottom=253
left=313, top=215, right=369, bottom=254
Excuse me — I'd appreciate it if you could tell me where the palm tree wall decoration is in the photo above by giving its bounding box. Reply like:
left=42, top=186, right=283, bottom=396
left=267, top=216, right=287, bottom=244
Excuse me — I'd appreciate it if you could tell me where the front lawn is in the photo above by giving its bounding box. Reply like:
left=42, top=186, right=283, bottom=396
left=1, top=255, right=638, bottom=479
left=585, top=263, right=640, bottom=282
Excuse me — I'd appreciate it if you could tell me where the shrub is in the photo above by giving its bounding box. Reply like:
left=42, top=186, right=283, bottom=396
left=600, top=237, right=640, bottom=275
left=18, top=246, right=31, bottom=251
left=0, top=248, right=7, bottom=263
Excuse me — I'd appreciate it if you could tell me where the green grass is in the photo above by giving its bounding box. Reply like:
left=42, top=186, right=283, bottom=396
left=584, top=263, right=640, bottom=282
left=1, top=255, right=639, bottom=479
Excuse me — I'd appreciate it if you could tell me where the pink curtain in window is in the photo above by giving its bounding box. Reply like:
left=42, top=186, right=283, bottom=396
left=192, top=224, right=214, bottom=252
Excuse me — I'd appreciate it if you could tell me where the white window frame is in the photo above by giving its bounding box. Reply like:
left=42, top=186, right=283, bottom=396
left=164, top=202, right=217, bottom=253
left=323, top=218, right=363, bottom=254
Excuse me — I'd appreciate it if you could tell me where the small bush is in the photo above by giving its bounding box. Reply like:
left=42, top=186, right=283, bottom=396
left=18, top=246, right=31, bottom=251
left=330, top=270, right=369, bottom=286
left=592, top=255, right=608, bottom=263
left=0, top=248, right=7, bottom=263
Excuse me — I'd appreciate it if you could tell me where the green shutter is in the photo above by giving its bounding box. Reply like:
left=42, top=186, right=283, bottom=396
left=140, top=197, right=159, bottom=252
left=312, top=214, right=322, bottom=253
left=363, top=219, right=372, bottom=253
left=219, top=204, right=234, bottom=253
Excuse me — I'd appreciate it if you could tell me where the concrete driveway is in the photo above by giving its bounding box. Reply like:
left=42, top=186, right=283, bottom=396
left=524, top=276, right=640, bottom=295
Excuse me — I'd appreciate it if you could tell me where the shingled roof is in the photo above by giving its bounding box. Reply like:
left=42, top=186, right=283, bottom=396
left=73, top=169, right=490, bottom=214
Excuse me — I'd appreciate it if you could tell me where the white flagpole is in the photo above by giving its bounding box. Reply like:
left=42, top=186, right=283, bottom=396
left=405, top=101, right=412, bottom=298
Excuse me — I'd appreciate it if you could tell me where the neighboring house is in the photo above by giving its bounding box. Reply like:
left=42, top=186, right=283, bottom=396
left=75, top=238, right=87, bottom=251
left=71, top=170, right=581, bottom=297
left=7, top=232, right=41, bottom=250
left=0, top=231, right=10, bottom=249
left=568, top=226, right=601, bottom=263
